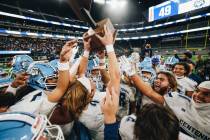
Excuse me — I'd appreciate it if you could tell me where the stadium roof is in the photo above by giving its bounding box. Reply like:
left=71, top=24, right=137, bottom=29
left=0, top=0, right=164, bottom=24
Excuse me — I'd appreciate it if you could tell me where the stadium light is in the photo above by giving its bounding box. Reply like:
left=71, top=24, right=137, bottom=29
left=106, top=0, right=127, bottom=8
left=119, top=0, right=127, bottom=7
left=94, top=0, right=105, bottom=4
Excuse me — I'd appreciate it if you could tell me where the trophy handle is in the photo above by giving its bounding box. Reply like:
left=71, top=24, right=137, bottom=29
left=67, top=0, right=92, bottom=21
left=80, top=8, right=98, bottom=29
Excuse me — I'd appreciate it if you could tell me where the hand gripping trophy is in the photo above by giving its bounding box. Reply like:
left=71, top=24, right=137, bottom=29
left=68, top=0, right=117, bottom=51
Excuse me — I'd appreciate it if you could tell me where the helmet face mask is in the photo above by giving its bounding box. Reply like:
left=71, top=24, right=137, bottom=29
left=0, top=112, right=64, bottom=140
left=27, top=63, right=58, bottom=91
left=89, top=71, right=104, bottom=91
left=86, top=58, right=105, bottom=91
left=42, top=74, right=58, bottom=91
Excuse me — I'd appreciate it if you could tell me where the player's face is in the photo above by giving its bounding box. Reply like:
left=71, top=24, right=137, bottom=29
left=142, top=71, right=152, bottom=79
left=173, top=65, right=185, bottom=77
left=193, top=87, right=210, bottom=103
left=91, top=69, right=100, bottom=76
left=153, top=74, right=170, bottom=95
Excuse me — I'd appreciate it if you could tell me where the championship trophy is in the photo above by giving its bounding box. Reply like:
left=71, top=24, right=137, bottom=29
left=68, top=0, right=117, bottom=51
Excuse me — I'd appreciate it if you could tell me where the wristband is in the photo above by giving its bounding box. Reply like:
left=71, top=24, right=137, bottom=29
left=83, top=50, right=90, bottom=58
left=58, top=61, right=69, bottom=71
left=6, top=85, right=17, bottom=95
left=105, top=44, right=114, bottom=53
left=99, top=59, right=105, bottom=64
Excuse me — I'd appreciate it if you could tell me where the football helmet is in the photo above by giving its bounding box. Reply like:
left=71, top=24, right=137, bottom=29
left=27, top=62, right=57, bottom=91
left=151, top=55, right=161, bottom=65
left=11, top=55, right=33, bottom=75
left=87, top=59, right=104, bottom=91
left=141, top=67, right=156, bottom=85
left=49, top=59, right=59, bottom=71
left=139, top=57, right=152, bottom=69
left=164, top=56, right=179, bottom=71
left=0, top=112, right=64, bottom=140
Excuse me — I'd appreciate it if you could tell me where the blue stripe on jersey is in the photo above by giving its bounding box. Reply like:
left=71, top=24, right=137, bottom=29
left=30, top=92, right=42, bottom=102
left=178, top=94, right=191, bottom=102
left=90, top=100, right=99, bottom=106
left=168, top=92, right=173, bottom=97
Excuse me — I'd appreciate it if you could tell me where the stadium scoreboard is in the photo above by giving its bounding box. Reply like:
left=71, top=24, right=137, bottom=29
left=148, top=0, right=210, bottom=22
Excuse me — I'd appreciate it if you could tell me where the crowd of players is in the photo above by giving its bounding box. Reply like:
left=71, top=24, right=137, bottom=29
left=0, top=26, right=210, bottom=140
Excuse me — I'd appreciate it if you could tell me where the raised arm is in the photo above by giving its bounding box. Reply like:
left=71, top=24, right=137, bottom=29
left=120, top=56, right=164, bottom=105
left=48, top=40, right=77, bottom=102
left=96, top=25, right=120, bottom=93
left=130, top=74, right=164, bottom=104
left=78, top=35, right=91, bottom=77
left=97, top=50, right=110, bottom=86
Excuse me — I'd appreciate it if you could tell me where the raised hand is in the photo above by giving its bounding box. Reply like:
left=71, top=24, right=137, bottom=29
left=11, top=72, right=29, bottom=88
left=60, top=40, right=77, bottom=63
left=96, top=25, right=114, bottom=46
left=101, top=87, right=119, bottom=124
left=83, top=32, right=91, bottom=52
left=119, top=55, right=136, bottom=77
left=69, top=46, right=79, bottom=63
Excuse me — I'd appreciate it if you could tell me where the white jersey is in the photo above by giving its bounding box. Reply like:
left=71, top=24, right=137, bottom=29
left=79, top=91, right=106, bottom=140
left=141, top=95, right=155, bottom=107
left=176, top=76, right=197, bottom=93
left=119, top=114, right=195, bottom=140
left=8, top=89, right=56, bottom=115
left=141, top=91, right=179, bottom=108
left=118, top=84, right=136, bottom=119
left=119, top=114, right=136, bottom=140
left=164, top=94, right=210, bottom=140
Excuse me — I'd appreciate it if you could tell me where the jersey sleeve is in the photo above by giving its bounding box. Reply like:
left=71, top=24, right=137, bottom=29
left=119, top=114, right=136, bottom=140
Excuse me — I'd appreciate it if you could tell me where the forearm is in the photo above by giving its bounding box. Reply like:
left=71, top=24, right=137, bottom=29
left=48, top=69, right=69, bottom=102
left=130, top=74, right=164, bottom=104
left=69, top=57, right=81, bottom=82
left=78, top=51, right=89, bottom=77
left=107, top=46, right=120, bottom=92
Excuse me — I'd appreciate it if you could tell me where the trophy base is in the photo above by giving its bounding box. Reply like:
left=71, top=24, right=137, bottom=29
left=84, top=18, right=117, bottom=51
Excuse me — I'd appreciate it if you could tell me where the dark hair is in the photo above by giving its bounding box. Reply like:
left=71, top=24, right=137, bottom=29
left=184, top=52, right=192, bottom=59
left=134, top=104, right=179, bottom=140
left=0, top=85, right=36, bottom=107
left=173, top=62, right=191, bottom=76
left=157, top=71, right=177, bottom=92
left=0, top=92, right=16, bottom=107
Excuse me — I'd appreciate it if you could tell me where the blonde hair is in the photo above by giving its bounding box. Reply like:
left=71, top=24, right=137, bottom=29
left=65, top=80, right=92, bottom=120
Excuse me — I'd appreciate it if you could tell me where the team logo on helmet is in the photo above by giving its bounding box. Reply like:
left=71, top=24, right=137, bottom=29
left=11, top=55, right=33, bottom=75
